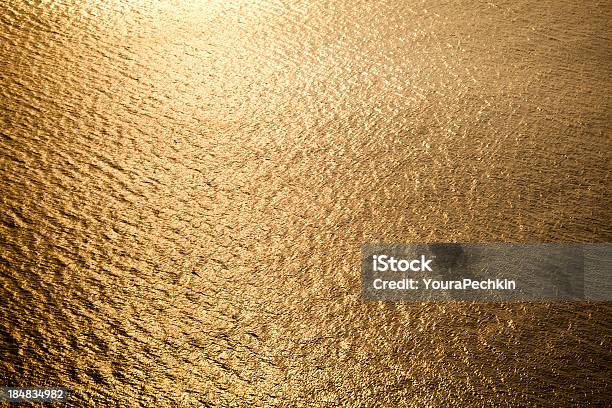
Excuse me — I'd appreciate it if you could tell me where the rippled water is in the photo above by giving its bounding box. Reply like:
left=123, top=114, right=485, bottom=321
left=1, top=0, right=611, bottom=406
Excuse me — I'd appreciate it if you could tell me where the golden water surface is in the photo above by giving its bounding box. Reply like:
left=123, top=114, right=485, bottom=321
left=1, top=0, right=611, bottom=406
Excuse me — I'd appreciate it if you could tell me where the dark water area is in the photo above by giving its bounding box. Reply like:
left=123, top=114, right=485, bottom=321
left=1, top=1, right=611, bottom=406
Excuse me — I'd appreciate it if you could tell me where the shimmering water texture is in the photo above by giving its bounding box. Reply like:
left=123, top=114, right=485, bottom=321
left=1, top=1, right=611, bottom=406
